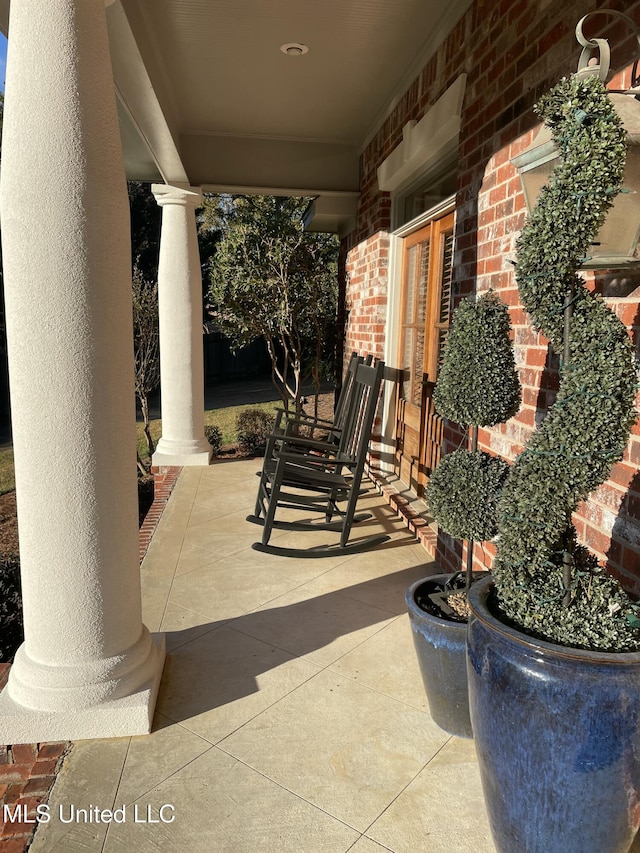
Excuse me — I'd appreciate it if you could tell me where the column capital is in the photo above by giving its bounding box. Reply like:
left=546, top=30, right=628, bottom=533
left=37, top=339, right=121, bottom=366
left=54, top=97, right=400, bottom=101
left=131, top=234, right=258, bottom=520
left=151, top=183, right=203, bottom=208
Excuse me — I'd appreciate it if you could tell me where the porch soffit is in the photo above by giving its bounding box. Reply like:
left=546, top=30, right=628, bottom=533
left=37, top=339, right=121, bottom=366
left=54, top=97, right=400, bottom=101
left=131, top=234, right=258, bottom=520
left=0, top=0, right=473, bottom=202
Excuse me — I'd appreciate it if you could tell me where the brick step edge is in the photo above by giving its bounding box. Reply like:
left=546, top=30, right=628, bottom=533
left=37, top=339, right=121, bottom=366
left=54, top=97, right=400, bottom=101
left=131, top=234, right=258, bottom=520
left=139, top=466, right=183, bottom=562
left=366, top=463, right=439, bottom=556
left=0, top=664, right=69, bottom=849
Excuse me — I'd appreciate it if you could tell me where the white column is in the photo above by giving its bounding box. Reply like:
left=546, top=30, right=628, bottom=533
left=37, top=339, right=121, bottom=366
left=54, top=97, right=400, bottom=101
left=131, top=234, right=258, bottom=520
left=0, top=0, right=165, bottom=742
left=151, top=184, right=212, bottom=466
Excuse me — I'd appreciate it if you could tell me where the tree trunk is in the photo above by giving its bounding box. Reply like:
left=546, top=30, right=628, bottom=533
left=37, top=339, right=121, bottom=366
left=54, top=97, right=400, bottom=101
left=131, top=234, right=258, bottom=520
left=140, top=395, right=154, bottom=456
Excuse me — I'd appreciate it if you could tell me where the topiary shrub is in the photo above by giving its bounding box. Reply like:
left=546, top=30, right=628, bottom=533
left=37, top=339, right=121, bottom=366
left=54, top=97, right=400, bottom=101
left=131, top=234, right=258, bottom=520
left=236, top=408, right=276, bottom=456
left=425, top=449, right=510, bottom=541
left=0, top=555, right=23, bottom=663
left=493, top=74, right=639, bottom=651
left=205, top=424, right=223, bottom=456
left=434, top=290, right=521, bottom=427
left=428, top=290, right=520, bottom=545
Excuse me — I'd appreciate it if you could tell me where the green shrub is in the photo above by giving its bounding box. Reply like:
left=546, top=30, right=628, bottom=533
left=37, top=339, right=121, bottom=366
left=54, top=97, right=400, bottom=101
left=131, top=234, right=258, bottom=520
left=434, top=290, right=521, bottom=427
left=205, top=424, right=223, bottom=456
left=0, top=555, right=23, bottom=663
left=494, top=74, right=639, bottom=650
left=427, top=290, right=519, bottom=548
left=425, top=449, right=509, bottom=541
left=236, top=408, right=275, bottom=456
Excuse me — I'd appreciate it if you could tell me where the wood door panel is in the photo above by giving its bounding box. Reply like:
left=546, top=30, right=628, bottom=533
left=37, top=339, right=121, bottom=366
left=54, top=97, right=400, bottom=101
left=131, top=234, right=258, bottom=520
left=395, top=210, right=454, bottom=495
left=395, top=402, right=422, bottom=492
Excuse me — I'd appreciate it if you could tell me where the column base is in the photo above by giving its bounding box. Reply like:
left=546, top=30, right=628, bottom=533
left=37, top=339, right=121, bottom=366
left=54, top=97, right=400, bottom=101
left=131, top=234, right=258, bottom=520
left=152, top=437, right=212, bottom=467
left=0, top=634, right=166, bottom=743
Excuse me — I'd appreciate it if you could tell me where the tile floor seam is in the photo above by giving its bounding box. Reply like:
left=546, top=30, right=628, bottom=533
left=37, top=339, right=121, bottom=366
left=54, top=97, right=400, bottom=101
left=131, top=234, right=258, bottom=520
left=100, top=739, right=134, bottom=853
left=320, top=588, right=407, bottom=617
left=109, top=743, right=217, bottom=812
left=358, top=735, right=455, bottom=842
left=169, top=548, right=243, bottom=581
left=150, top=658, right=326, bottom=751
left=218, top=614, right=416, bottom=710
left=209, top=744, right=367, bottom=838
left=212, top=662, right=445, bottom=834
left=184, top=501, right=258, bottom=525
left=170, top=537, right=268, bottom=579
left=212, top=659, right=433, bottom=757
left=212, top=623, right=328, bottom=673
left=345, top=836, right=394, bottom=853
left=175, top=541, right=287, bottom=580
left=232, top=612, right=399, bottom=677
left=174, top=514, right=387, bottom=577
left=160, top=605, right=232, bottom=651
left=324, top=661, right=436, bottom=716
left=211, top=661, right=327, bottom=748
left=168, top=555, right=364, bottom=626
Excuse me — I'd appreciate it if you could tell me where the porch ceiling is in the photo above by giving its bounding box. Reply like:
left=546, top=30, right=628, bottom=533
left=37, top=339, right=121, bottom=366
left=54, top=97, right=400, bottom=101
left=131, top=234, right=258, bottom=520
left=0, top=0, right=472, bottom=200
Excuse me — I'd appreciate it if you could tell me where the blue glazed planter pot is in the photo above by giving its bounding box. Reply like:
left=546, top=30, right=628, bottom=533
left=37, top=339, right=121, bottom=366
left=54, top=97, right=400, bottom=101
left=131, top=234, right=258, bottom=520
left=406, top=575, right=472, bottom=739
left=467, top=574, right=640, bottom=853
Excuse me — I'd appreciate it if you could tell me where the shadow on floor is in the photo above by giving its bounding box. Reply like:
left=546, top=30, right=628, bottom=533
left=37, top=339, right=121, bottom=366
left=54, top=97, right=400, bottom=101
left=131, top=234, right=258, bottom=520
left=157, top=560, right=437, bottom=727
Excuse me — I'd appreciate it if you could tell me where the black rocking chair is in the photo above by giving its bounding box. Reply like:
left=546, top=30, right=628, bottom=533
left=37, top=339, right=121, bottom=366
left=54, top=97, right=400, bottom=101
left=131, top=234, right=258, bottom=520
left=248, top=359, right=389, bottom=557
left=271, top=351, right=370, bottom=448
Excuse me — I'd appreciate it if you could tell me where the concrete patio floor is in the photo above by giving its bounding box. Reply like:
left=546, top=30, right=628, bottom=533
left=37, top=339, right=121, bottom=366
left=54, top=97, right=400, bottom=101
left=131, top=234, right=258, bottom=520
left=30, top=458, right=496, bottom=853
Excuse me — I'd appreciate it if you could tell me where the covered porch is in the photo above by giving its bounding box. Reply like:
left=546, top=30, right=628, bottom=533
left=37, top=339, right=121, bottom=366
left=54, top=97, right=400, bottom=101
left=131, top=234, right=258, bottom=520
left=1, top=0, right=639, bottom=801
left=0, top=0, right=474, bottom=741
left=29, top=459, right=495, bottom=853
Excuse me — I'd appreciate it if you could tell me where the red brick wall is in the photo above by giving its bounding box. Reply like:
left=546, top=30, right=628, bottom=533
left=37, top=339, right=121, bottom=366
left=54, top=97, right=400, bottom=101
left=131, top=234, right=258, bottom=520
left=344, top=233, right=389, bottom=363
left=345, top=0, right=640, bottom=586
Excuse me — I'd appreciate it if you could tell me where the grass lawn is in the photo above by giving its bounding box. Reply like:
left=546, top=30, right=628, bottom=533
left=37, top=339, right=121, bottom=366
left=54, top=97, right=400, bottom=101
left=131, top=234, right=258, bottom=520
left=0, top=399, right=282, bottom=496
left=0, top=447, right=15, bottom=495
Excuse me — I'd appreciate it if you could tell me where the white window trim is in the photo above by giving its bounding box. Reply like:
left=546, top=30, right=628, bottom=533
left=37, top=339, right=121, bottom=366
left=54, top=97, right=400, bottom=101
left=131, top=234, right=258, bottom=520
left=379, top=195, right=457, bottom=476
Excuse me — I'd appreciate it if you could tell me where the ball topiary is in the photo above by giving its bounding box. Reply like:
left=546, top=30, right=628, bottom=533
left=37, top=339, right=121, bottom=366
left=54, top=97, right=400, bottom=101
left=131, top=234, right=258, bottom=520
left=425, top=449, right=510, bottom=542
left=427, top=290, right=520, bottom=546
left=493, top=74, right=640, bottom=651
left=434, top=290, right=521, bottom=427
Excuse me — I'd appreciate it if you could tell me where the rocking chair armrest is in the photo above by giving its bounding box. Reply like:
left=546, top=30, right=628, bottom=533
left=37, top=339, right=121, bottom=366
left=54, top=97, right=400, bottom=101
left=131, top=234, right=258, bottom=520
left=268, top=433, right=339, bottom=454
left=274, top=450, right=359, bottom=479
left=276, top=455, right=350, bottom=486
left=283, top=418, right=338, bottom=436
left=274, top=407, right=335, bottom=427
left=274, top=448, right=342, bottom=467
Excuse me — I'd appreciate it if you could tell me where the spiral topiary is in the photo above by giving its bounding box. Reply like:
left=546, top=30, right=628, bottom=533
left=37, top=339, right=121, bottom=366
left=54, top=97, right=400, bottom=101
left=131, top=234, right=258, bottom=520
left=493, top=74, right=640, bottom=651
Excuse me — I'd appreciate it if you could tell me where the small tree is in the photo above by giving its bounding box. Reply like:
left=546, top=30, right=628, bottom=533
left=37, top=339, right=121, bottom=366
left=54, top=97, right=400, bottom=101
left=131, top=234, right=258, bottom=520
left=426, top=290, right=521, bottom=594
left=132, top=264, right=160, bottom=462
left=206, top=195, right=339, bottom=413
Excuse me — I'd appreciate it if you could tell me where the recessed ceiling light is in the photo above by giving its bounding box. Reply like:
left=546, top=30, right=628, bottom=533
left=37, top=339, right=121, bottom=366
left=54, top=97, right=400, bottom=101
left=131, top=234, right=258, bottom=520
left=280, top=42, right=309, bottom=56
